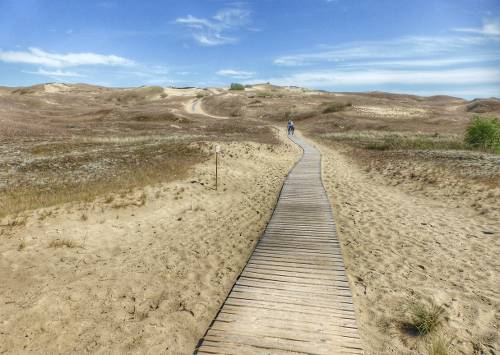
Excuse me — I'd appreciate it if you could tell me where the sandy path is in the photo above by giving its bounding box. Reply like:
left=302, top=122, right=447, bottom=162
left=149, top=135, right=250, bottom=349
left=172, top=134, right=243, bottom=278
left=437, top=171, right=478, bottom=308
left=313, top=140, right=499, bottom=354
left=0, top=132, right=302, bottom=354
left=184, top=98, right=228, bottom=119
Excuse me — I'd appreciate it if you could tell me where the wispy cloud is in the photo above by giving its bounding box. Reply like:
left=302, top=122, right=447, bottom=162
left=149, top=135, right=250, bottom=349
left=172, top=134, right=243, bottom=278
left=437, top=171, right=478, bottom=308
left=454, top=18, right=500, bottom=36
left=340, top=55, right=500, bottom=68
left=273, top=35, right=496, bottom=66
left=250, top=67, right=500, bottom=87
left=175, top=7, right=251, bottom=46
left=216, top=69, right=255, bottom=79
left=23, top=68, right=85, bottom=77
left=0, top=47, right=134, bottom=68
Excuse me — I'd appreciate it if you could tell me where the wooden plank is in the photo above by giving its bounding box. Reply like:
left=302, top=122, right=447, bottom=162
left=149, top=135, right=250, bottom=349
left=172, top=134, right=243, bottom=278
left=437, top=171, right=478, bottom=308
left=223, top=297, right=357, bottom=318
left=240, top=269, right=349, bottom=284
left=229, top=288, right=355, bottom=310
left=194, top=136, right=362, bottom=355
left=213, top=314, right=359, bottom=337
left=207, top=326, right=363, bottom=349
left=203, top=331, right=363, bottom=355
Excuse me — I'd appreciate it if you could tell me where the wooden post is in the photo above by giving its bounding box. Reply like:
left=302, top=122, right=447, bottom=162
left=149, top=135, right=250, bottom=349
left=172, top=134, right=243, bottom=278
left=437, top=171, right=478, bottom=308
left=215, top=145, right=220, bottom=190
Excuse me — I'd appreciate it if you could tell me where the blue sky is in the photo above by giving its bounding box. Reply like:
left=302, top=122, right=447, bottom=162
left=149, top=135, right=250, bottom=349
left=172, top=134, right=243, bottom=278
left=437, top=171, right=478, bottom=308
left=0, top=0, right=499, bottom=98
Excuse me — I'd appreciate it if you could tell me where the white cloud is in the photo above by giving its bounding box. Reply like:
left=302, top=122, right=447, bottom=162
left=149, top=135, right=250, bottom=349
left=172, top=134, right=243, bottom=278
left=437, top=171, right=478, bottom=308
left=175, top=7, right=251, bottom=46
left=23, top=68, right=85, bottom=77
left=175, top=15, right=216, bottom=30
left=216, top=69, right=255, bottom=79
left=273, top=35, right=496, bottom=66
left=250, top=67, right=500, bottom=87
left=341, top=55, right=500, bottom=68
left=213, top=8, right=251, bottom=27
left=194, top=33, right=235, bottom=46
left=454, top=18, right=500, bottom=36
left=0, top=47, right=134, bottom=68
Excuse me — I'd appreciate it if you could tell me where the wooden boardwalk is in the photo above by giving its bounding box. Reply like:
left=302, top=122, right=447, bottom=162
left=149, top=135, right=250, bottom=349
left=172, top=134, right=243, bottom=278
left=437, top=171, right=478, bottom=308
left=194, top=136, right=363, bottom=355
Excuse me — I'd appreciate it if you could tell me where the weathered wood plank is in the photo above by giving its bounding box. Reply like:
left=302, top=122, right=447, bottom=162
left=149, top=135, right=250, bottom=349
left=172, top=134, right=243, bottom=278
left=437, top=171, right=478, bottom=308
left=194, top=136, right=362, bottom=354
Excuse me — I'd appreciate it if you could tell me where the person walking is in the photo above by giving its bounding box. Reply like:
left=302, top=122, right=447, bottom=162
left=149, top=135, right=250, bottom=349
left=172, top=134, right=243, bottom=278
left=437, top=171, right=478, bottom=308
left=290, top=120, right=295, bottom=135
left=287, top=120, right=292, bottom=135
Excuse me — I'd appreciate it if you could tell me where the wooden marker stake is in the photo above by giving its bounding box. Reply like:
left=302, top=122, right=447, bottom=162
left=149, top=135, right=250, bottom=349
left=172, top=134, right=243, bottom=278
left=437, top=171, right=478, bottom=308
left=215, top=144, right=221, bottom=190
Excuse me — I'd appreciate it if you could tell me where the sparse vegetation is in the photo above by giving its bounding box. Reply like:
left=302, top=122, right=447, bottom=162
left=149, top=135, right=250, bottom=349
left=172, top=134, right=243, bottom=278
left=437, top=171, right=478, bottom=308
left=48, top=239, right=80, bottom=248
left=322, top=102, right=352, bottom=113
left=425, top=334, right=452, bottom=355
left=405, top=302, right=445, bottom=336
left=256, top=91, right=272, bottom=98
left=128, top=112, right=187, bottom=123
left=229, top=83, right=245, bottom=91
left=0, top=140, right=205, bottom=217
left=18, top=241, right=26, bottom=251
left=323, top=131, right=467, bottom=151
left=465, top=116, right=500, bottom=153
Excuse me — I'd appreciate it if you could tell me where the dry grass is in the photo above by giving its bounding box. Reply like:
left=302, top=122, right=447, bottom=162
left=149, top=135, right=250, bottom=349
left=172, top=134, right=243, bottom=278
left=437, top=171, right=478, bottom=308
left=48, top=239, right=80, bottom=248
left=0, top=141, right=206, bottom=217
left=322, top=102, right=352, bottom=113
left=322, top=131, right=468, bottom=151
left=425, top=334, right=452, bottom=355
left=404, top=301, right=445, bottom=336
left=0, top=84, right=282, bottom=219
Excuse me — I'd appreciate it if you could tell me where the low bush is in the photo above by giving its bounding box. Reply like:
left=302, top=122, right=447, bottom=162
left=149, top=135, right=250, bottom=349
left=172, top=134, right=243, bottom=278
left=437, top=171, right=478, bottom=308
left=465, top=116, right=500, bottom=153
left=229, top=83, right=245, bottom=91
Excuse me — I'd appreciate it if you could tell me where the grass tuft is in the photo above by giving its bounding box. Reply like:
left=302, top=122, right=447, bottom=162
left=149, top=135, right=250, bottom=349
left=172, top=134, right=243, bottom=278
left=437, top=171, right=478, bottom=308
left=405, top=302, right=445, bottom=336
left=425, top=334, right=452, bottom=355
left=48, top=239, right=80, bottom=248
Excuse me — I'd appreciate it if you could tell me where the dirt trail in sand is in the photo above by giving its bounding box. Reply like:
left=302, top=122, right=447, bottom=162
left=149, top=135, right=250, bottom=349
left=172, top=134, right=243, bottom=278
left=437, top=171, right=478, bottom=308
left=184, top=98, right=228, bottom=119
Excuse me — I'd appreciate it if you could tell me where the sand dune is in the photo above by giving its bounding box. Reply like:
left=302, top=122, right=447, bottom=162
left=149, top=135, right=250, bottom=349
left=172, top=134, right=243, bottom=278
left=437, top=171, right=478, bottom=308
left=0, top=131, right=301, bottom=354
left=0, top=82, right=498, bottom=354
left=315, top=140, right=499, bottom=354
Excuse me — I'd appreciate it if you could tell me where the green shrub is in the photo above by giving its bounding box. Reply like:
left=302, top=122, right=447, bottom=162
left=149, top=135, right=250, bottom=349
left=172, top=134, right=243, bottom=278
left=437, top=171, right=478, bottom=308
left=465, top=116, right=500, bottom=152
left=229, top=83, right=245, bottom=91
